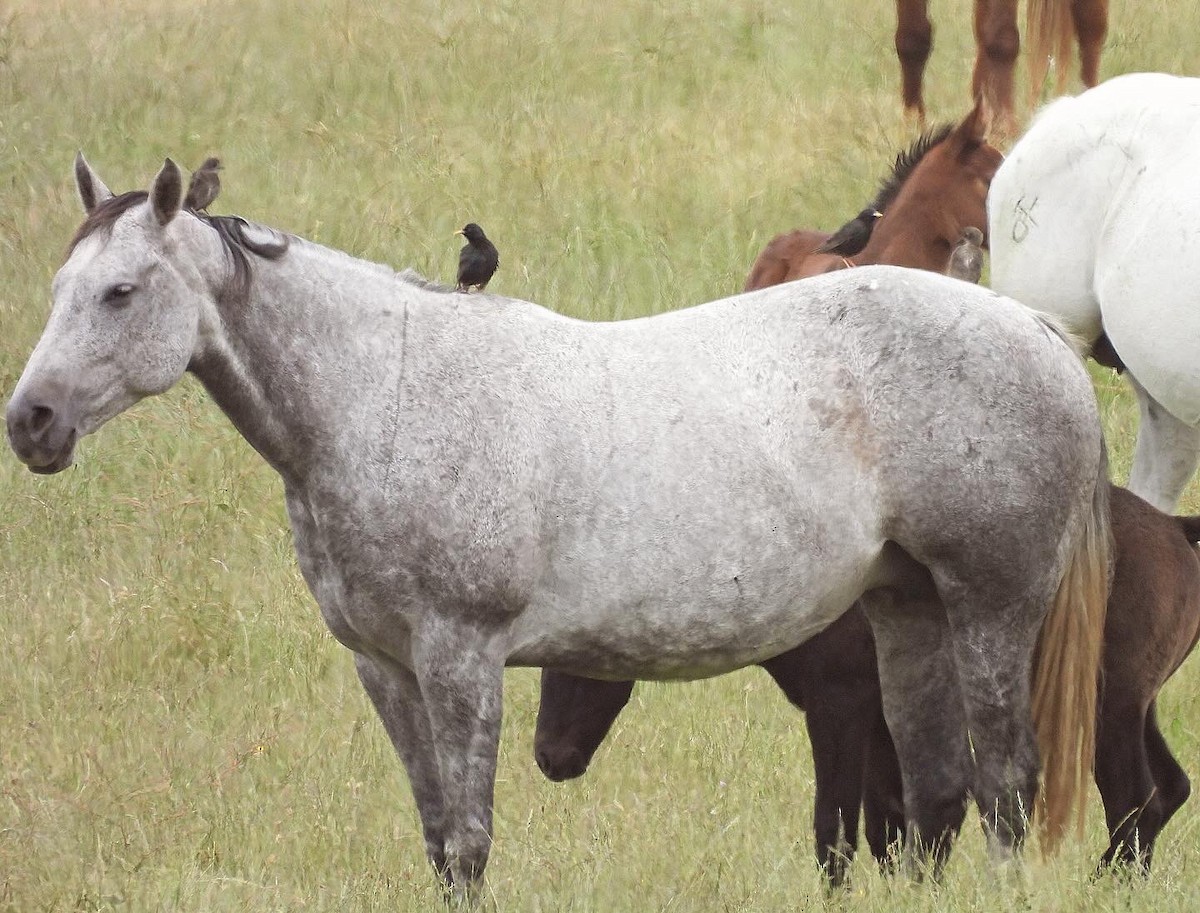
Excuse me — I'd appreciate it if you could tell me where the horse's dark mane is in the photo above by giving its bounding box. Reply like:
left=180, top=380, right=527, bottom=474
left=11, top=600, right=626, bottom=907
left=67, top=190, right=289, bottom=303
left=870, top=123, right=955, bottom=213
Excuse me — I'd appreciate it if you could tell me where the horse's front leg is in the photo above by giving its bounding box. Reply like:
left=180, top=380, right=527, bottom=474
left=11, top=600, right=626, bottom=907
left=895, top=0, right=933, bottom=122
left=410, top=616, right=507, bottom=895
left=354, top=653, right=453, bottom=881
left=1127, top=375, right=1200, bottom=512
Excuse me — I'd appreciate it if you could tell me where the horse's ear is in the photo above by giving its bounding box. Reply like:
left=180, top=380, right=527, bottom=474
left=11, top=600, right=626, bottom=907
left=149, top=158, right=184, bottom=226
left=956, top=95, right=993, bottom=151
left=74, top=152, right=113, bottom=215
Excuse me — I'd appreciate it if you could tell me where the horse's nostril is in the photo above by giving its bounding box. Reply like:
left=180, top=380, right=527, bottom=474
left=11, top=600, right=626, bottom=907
left=28, top=404, right=56, bottom=435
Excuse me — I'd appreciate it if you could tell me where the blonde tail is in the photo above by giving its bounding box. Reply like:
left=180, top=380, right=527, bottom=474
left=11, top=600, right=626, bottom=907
left=1031, top=442, right=1111, bottom=852
left=1026, top=0, right=1075, bottom=104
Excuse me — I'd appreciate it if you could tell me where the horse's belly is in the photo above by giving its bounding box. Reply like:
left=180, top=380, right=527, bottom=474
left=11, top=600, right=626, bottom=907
left=1098, top=187, right=1200, bottom=425
left=506, top=535, right=881, bottom=680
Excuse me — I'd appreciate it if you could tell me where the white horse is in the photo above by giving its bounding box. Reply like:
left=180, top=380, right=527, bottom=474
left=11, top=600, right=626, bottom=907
left=7, top=156, right=1110, bottom=897
left=989, top=72, right=1200, bottom=511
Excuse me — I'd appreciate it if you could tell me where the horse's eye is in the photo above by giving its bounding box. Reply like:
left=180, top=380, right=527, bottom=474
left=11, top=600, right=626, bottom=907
left=103, top=283, right=135, bottom=305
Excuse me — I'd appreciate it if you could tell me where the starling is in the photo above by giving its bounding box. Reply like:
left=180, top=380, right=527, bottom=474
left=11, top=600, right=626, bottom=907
left=455, top=223, right=499, bottom=292
left=814, top=208, right=883, bottom=256
left=947, top=226, right=985, bottom=284
left=184, top=157, right=222, bottom=212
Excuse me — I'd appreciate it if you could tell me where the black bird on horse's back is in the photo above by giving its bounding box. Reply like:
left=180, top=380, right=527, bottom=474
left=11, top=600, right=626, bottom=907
left=456, top=222, right=499, bottom=292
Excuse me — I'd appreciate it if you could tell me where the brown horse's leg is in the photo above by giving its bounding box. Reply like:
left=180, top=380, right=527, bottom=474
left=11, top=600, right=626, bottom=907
left=1070, top=0, right=1108, bottom=87
left=895, top=0, right=933, bottom=122
left=1140, top=702, right=1191, bottom=869
left=760, top=608, right=879, bottom=887
left=803, top=687, right=874, bottom=887
left=862, top=708, right=906, bottom=870
left=1094, top=696, right=1158, bottom=869
left=972, top=0, right=1020, bottom=131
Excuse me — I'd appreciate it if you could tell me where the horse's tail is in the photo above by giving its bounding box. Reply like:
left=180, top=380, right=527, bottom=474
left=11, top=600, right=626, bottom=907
left=1026, top=0, right=1075, bottom=103
left=1030, top=440, right=1112, bottom=852
left=1177, top=515, right=1200, bottom=544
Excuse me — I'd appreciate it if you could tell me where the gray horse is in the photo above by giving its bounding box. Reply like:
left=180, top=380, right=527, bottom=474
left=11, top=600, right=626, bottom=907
left=6, top=157, right=1110, bottom=898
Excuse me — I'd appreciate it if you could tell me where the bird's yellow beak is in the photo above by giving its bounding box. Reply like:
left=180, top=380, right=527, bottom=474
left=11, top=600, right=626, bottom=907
left=453, top=229, right=465, bottom=237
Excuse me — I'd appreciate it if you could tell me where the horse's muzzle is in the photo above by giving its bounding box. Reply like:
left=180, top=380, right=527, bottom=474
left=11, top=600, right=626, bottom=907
left=535, top=744, right=591, bottom=782
left=6, top=388, right=78, bottom=474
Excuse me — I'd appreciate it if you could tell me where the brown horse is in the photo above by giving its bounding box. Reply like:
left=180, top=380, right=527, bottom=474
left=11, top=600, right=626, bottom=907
left=895, top=0, right=1109, bottom=130
left=535, top=485, right=1200, bottom=879
left=743, top=98, right=1002, bottom=290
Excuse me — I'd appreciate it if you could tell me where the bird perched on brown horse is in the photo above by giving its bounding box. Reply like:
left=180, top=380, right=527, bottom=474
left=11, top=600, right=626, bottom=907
left=895, top=0, right=1109, bottom=131
left=744, top=98, right=1002, bottom=290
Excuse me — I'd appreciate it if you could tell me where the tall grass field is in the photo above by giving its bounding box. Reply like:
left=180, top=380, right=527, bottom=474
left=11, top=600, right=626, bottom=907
left=3, top=1, right=1200, bottom=909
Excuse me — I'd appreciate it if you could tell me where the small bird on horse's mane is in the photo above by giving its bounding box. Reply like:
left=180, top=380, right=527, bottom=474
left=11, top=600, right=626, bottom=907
left=184, top=157, right=222, bottom=212
left=947, top=226, right=985, bottom=284
left=455, top=223, right=499, bottom=293
left=813, top=208, right=883, bottom=257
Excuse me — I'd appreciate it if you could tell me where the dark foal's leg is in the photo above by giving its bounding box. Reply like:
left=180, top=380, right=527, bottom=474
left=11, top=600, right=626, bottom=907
left=972, top=0, right=1020, bottom=130
left=534, top=671, right=634, bottom=781
left=895, top=0, right=933, bottom=121
left=859, top=584, right=972, bottom=874
left=863, top=706, right=906, bottom=870
left=1070, top=0, right=1108, bottom=88
left=1140, top=701, right=1191, bottom=870
left=761, top=608, right=879, bottom=887
left=1094, top=697, right=1157, bottom=869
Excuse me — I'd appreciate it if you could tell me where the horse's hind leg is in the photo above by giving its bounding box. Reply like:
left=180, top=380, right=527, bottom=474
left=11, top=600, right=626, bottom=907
left=1127, top=376, right=1200, bottom=512
left=937, top=577, right=1047, bottom=854
left=1141, top=701, right=1191, bottom=869
left=863, top=707, right=906, bottom=870
left=1094, top=697, right=1157, bottom=869
left=1070, top=0, right=1108, bottom=87
left=860, top=583, right=972, bottom=872
left=895, top=0, right=933, bottom=121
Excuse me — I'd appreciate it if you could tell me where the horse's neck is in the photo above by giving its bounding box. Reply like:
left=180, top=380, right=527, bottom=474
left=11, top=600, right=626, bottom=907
left=190, top=240, right=420, bottom=487
left=857, top=210, right=949, bottom=273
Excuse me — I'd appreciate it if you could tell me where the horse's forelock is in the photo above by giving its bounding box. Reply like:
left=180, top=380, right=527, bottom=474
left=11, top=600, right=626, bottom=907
left=66, top=190, right=149, bottom=260
left=64, top=189, right=288, bottom=305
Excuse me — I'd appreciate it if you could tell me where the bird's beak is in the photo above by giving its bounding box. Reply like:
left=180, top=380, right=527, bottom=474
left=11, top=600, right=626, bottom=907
left=453, top=229, right=465, bottom=237
left=872, top=211, right=883, bottom=219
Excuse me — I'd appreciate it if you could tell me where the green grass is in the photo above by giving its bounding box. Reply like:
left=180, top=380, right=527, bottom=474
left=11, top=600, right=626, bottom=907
left=3, top=0, right=1200, bottom=909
